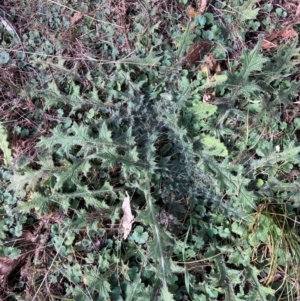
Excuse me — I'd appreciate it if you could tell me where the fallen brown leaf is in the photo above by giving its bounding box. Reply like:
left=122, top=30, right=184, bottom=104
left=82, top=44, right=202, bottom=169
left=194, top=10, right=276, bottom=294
left=187, top=0, right=207, bottom=19
left=183, top=41, right=211, bottom=65
left=261, top=39, right=278, bottom=50
left=204, top=53, right=220, bottom=73
left=215, top=62, right=221, bottom=73
left=280, top=27, right=298, bottom=39
left=0, top=255, right=25, bottom=276
left=198, top=0, right=208, bottom=14
left=187, top=6, right=199, bottom=19
left=262, top=27, right=298, bottom=50
left=71, top=11, right=84, bottom=25
left=265, top=31, right=281, bottom=43
left=205, top=53, right=215, bottom=70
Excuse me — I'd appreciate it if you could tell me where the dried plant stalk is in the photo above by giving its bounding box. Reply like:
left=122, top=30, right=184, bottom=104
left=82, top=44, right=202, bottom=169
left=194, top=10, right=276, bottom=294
left=183, top=41, right=211, bottom=65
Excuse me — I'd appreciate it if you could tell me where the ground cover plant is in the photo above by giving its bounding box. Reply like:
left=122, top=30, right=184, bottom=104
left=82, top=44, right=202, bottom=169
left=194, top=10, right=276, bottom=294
left=0, top=0, right=300, bottom=300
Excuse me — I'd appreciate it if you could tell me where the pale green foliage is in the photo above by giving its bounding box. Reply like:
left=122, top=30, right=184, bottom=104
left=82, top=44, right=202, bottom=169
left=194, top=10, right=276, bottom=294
left=0, top=123, right=12, bottom=166
left=161, top=287, right=175, bottom=301
left=223, top=41, right=268, bottom=100
left=197, top=74, right=228, bottom=91
left=200, top=134, right=228, bottom=157
left=238, top=0, right=260, bottom=21
left=264, top=38, right=300, bottom=82
left=187, top=102, right=217, bottom=119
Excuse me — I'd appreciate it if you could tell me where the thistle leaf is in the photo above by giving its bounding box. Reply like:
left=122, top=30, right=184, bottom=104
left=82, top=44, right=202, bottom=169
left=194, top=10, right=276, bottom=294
left=188, top=102, right=217, bottom=120
left=200, top=134, right=228, bottom=157
left=239, top=40, right=269, bottom=80
left=238, top=0, right=260, bottom=21
left=175, top=22, right=195, bottom=60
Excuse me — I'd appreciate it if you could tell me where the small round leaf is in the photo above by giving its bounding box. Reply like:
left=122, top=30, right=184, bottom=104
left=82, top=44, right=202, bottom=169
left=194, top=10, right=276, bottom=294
left=0, top=51, right=10, bottom=64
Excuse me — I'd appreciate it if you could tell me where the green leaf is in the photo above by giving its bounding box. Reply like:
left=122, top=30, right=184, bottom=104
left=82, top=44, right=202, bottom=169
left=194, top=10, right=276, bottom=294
left=138, top=180, right=172, bottom=291
left=175, top=22, right=195, bottom=60
left=132, top=226, right=149, bottom=244
left=200, top=134, right=228, bottom=157
left=198, top=74, right=228, bottom=90
left=227, top=247, right=251, bottom=266
left=236, top=0, right=260, bottom=21
left=98, top=122, right=113, bottom=143
left=64, top=233, right=75, bottom=246
left=188, top=103, right=217, bottom=120
left=264, top=38, right=300, bottom=83
left=245, top=266, right=275, bottom=300
left=231, top=222, right=247, bottom=237
left=0, top=51, right=9, bottom=64
left=5, top=247, right=21, bottom=259
left=72, top=285, right=87, bottom=301
left=67, top=263, right=82, bottom=283
left=161, top=286, right=175, bottom=301
left=16, top=192, right=50, bottom=214
left=239, top=40, right=269, bottom=80
left=98, top=279, right=111, bottom=299
left=241, top=8, right=260, bottom=21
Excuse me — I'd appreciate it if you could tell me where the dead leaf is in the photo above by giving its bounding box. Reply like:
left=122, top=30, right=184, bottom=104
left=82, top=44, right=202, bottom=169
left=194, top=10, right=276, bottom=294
left=187, top=6, right=199, bottom=19
left=71, top=11, right=84, bottom=25
left=0, top=257, right=15, bottom=275
left=199, top=64, right=209, bottom=74
left=0, top=17, right=15, bottom=33
left=202, top=92, right=211, bottom=103
left=280, top=27, right=298, bottom=39
left=184, top=41, right=212, bottom=65
left=0, top=255, right=26, bottom=276
left=179, top=24, right=186, bottom=31
left=121, top=191, right=134, bottom=239
left=296, top=3, right=300, bottom=17
left=204, top=53, right=220, bottom=73
left=205, top=53, right=215, bottom=69
left=198, top=0, right=208, bottom=14
left=262, top=27, right=298, bottom=50
left=265, top=31, right=281, bottom=42
left=215, top=62, right=221, bottom=73
left=187, top=0, right=207, bottom=18
left=262, top=39, right=278, bottom=50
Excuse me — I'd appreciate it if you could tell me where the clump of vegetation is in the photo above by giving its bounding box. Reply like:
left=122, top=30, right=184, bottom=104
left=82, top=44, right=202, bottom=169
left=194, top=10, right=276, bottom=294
left=0, top=0, right=300, bottom=300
